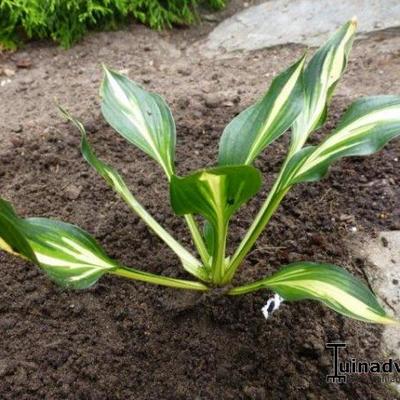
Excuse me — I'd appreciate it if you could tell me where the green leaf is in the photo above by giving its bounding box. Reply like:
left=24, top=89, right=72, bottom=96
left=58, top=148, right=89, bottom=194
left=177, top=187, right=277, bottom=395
left=218, top=55, right=305, bottom=165
left=225, top=94, right=400, bottom=278
left=59, top=107, right=207, bottom=281
left=230, top=262, right=396, bottom=324
left=290, top=19, right=357, bottom=154
left=0, top=198, right=209, bottom=292
left=101, top=65, right=176, bottom=177
left=289, top=96, right=400, bottom=184
left=170, top=165, right=262, bottom=228
left=224, top=20, right=358, bottom=277
left=0, top=198, right=37, bottom=263
left=170, top=165, right=262, bottom=283
left=0, top=198, right=117, bottom=289
left=24, top=218, right=117, bottom=289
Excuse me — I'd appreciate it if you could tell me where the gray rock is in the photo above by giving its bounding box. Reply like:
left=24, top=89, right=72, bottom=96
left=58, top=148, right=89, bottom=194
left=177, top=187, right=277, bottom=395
left=355, top=231, right=400, bottom=393
left=203, top=0, right=400, bottom=55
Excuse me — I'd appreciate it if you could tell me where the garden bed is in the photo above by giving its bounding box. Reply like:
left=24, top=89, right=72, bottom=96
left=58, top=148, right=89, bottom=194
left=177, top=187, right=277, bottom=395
left=0, top=18, right=399, bottom=399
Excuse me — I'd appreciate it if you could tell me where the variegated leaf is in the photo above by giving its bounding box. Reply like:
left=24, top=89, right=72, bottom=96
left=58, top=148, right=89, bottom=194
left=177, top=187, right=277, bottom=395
left=0, top=198, right=117, bottom=289
left=289, top=96, right=400, bottom=184
left=0, top=198, right=37, bottom=262
left=290, top=19, right=357, bottom=154
left=230, top=262, right=396, bottom=324
left=226, top=94, right=400, bottom=277
left=59, top=108, right=206, bottom=280
left=170, top=165, right=262, bottom=282
left=0, top=198, right=209, bottom=291
left=98, top=71, right=207, bottom=266
left=218, top=55, right=305, bottom=165
left=101, top=66, right=176, bottom=177
left=170, top=166, right=262, bottom=229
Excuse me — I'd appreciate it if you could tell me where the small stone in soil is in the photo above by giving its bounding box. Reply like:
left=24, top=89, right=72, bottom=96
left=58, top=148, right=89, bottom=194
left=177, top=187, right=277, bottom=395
left=0, top=68, right=15, bottom=77
left=177, top=67, right=192, bottom=76
left=10, top=124, right=23, bottom=133
left=10, top=137, right=24, bottom=147
left=203, top=93, right=224, bottom=108
left=16, top=58, right=32, bottom=69
left=243, top=385, right=266, bottom=400
left=63, top=184, right=82, bottom=200
left=0, top=360, right=10, bottom=378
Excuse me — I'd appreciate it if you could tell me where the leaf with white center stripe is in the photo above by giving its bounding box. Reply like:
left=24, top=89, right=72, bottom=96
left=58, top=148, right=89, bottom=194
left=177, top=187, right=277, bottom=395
left=218, top=55, right=305, bottom=165
left=229, top=262, right=396, bottom=324
left=170, top=166, right=262, bottom=230
left=0, top=198, right=117, bottom=288
left=0, top=198, right=209, bottom=291
left=224, top=20, right=358, bottom=278
left=288, top=96, right=400, bottom=185
left=170, top=166, right=262, bottom=282
left=59, top=107, right=206, bottom=281
left=24, top=218, right=117, bottom=288
left=290, top=19, right=356, bottom=155
left=101, top=65, right=176, bottom=177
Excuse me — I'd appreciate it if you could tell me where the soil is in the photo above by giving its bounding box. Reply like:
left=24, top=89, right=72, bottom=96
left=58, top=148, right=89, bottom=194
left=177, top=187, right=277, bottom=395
left=0, top=2, right=400, bottom=399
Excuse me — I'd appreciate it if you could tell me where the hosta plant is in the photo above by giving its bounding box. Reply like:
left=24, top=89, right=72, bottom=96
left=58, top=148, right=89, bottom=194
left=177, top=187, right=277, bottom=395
left=1, top=19, right=399, bottom=324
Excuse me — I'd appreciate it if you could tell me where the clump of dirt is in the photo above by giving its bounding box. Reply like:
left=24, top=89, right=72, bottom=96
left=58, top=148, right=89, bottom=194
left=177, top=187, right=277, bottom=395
left=0, top=11, right=400, bottom=400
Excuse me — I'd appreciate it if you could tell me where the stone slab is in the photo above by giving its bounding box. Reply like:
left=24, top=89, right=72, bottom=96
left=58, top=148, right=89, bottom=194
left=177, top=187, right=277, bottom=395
left=358, top=231, right=400, bottom=392
left=204, top=0, right=400, bottom=54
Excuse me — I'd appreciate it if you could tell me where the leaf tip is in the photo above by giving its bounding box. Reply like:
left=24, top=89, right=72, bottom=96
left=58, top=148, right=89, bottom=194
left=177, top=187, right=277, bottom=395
left=350, top=16, right=358, bottom=27
left=100, top=64, right=113, bottom=96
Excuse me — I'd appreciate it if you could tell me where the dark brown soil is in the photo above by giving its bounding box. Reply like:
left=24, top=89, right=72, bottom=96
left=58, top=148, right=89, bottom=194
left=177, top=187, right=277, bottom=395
left=0, top=6, right=400, bottom=399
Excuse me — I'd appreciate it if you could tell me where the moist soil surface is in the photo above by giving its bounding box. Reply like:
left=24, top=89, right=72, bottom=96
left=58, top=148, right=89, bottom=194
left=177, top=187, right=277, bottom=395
left=0, top=4, right=400, bottom=399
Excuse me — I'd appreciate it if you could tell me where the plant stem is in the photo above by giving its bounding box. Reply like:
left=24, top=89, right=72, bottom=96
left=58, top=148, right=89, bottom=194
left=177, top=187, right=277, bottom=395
left=211, top=220, right=228, bottom=285
left=116, top=186, right=208, bottom=280
left=223, top=144, right=301, bottom=283
left=110, top=266, right=209, bottom=291
left=227, top=280, right=268, bottom=295
left=184, top=214, right=210, bottom=268
left=224, top=184, right=289, bottom=283
left=165, top=171, right=210, bottom=270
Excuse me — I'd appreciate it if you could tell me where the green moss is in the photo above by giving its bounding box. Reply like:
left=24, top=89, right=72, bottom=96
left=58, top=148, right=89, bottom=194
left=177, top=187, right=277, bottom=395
left=0, top=0, right=226, bottom=49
